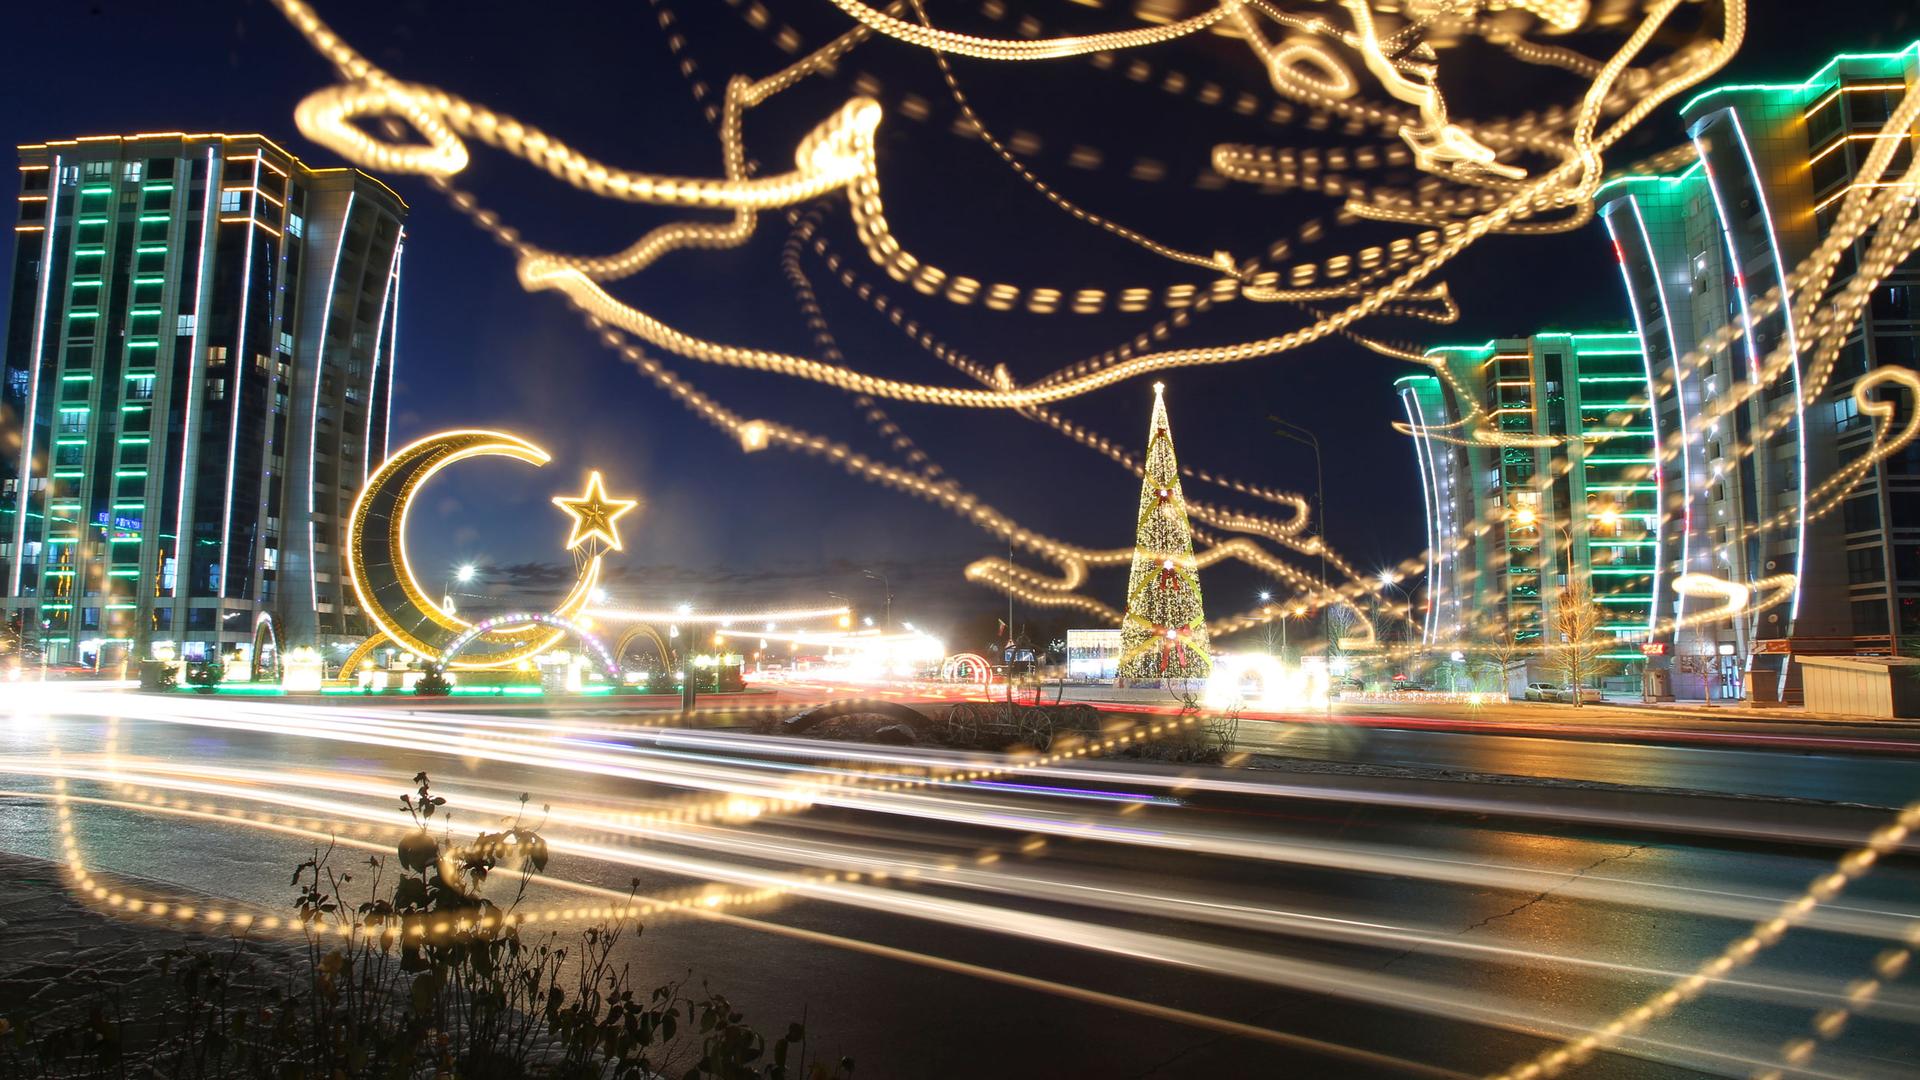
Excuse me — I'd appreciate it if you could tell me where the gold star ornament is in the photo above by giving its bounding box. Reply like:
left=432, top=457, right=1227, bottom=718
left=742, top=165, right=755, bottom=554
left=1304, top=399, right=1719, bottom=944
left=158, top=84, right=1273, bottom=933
left=552, top=471, right=638, bottom=552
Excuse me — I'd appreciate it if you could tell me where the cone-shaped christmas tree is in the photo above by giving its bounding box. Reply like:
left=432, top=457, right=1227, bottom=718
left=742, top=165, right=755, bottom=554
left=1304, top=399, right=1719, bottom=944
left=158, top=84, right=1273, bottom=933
left=1119, top=383, right=1211, bottom=680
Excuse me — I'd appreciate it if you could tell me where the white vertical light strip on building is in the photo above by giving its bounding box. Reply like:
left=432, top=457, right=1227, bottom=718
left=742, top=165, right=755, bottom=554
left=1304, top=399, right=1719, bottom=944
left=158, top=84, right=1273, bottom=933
left=1626, top=199, right=1696, bottom=634
left=1724, top=111, right=1808, bottom=625
left=216, top=156, right=263, bottom=600
left=1605, top=202, right=1680, bottom=639
left=382, top=236, right=403, bottom=461
left=306, top=191, right=356, bottom=614
left=8, top=154, right=61, bottom=599
left=172, top=146, right=218, bottom=625
left=361, top=231, right=402, bottom=481
left=1694, top=113, right=1809, bottom=695
left=1400, top=387, right=1442, bottom=646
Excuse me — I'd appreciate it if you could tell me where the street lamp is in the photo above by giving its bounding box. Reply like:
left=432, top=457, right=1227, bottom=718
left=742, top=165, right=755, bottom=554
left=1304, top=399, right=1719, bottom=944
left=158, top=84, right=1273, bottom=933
left=1272, top=416, right=1330, bottom=642
left=863, top=569, right=893, bottom=629
left=444, top=562, right=480, bottom=615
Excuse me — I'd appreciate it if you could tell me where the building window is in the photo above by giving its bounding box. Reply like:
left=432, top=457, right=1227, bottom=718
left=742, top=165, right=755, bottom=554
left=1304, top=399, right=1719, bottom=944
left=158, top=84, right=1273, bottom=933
left=287, top=213, right=304, bottom=238
left=177, top=314, right=195, bottom=335
left=1847, top=546, right=1886, bottom=585
left=83, top=161, right=111, bottom=180
left=262, top=547, right=278, bottom=570
left=127, top=376, right=155, bottom=401
left=1853, top=599, right=1891, bottom=636
left=1843, top=491, right=1873, bottom=534
left=219, top=189, right=243, bottom=213
left=123, top=161, right=143, bottom=183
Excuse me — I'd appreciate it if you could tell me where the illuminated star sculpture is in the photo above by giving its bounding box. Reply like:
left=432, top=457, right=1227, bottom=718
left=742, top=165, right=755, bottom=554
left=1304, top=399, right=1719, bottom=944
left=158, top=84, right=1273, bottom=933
left=552, top=471, right=638, bottom=552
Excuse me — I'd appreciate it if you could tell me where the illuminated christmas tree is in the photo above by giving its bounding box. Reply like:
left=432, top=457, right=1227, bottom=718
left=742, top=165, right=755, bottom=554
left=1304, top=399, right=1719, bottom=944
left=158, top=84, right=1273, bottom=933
left=1119, top=383, right=1211, bottom=680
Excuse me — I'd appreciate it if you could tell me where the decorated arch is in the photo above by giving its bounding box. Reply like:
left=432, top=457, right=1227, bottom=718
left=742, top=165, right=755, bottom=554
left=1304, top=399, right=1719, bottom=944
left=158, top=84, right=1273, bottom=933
left=940, top=652, right=992, bottom=687
left=435, top=612, right=619, bottom=679
left=614, top=623, right=676, bottom=673
left=250, top=613, right=282, bottom=683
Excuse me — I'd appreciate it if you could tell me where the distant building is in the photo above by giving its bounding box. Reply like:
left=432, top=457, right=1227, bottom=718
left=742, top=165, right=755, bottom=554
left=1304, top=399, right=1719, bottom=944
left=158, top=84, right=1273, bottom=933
left=1065, top=627, right=1122, bottom=681
left=1397, top=333, right=1656, bottom=673
left=2, top=133, right=407, bottom=667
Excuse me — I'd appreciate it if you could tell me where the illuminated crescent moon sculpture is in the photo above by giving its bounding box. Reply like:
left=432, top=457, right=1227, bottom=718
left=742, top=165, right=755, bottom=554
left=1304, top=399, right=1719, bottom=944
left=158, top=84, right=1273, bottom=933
left=346, top=429, right=616, bottom=669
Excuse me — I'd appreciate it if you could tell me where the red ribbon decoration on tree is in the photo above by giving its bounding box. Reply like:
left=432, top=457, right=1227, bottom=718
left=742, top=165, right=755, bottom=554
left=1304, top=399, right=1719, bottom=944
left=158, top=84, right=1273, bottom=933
left=1154, top=626, right=1188, bottom=672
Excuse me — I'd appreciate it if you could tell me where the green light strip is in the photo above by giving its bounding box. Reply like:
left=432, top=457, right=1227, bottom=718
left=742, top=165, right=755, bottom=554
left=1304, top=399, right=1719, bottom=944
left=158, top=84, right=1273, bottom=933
left=1679, top=40, right=1920, bottom=114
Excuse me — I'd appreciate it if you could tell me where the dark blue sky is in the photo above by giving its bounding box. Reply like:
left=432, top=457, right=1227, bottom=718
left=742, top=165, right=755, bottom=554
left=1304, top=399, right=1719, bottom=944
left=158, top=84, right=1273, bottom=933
left=4, top=0, right=1913, bottom=643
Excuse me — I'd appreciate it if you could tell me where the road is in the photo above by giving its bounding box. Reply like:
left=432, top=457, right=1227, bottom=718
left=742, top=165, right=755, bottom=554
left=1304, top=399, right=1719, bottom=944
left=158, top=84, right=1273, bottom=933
left=3, top=685, right=1918, bottom=1078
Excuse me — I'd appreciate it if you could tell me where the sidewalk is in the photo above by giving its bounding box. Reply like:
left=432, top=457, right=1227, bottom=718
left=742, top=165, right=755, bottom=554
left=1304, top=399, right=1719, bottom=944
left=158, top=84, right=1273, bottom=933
left=1245, top=700, right=1920, bottom=755
left=0, top=851, right=292, bottom=1033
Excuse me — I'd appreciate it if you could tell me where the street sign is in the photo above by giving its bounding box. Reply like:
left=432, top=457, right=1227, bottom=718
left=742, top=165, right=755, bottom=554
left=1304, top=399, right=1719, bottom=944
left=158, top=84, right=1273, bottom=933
left=1639, top=643, right=1667, bottom=656
left=1752, top=639, right=1791, bottom=654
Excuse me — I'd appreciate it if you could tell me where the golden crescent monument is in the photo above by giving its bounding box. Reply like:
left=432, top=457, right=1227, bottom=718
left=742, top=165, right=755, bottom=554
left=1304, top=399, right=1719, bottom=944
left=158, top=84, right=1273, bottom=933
left=344, top=429, right=622, bottom=670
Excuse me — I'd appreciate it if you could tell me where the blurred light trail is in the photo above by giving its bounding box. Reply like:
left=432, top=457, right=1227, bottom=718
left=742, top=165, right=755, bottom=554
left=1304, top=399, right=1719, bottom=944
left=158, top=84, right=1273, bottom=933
left=9, top=684, right=1920, bottom=1077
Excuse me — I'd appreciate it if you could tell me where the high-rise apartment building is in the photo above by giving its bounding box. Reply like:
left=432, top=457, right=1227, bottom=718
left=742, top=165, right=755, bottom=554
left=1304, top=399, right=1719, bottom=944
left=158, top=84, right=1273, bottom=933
left=3, top=133, right=407, bottom=667
left=1595, top=41, right=1920, bottom=696
left=1398, top=333, right=1656, bottom=672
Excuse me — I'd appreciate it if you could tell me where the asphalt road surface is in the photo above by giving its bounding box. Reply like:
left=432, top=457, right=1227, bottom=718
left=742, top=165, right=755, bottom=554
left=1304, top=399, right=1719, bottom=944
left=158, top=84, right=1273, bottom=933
left=3, top=687, right=1917, bottom=1078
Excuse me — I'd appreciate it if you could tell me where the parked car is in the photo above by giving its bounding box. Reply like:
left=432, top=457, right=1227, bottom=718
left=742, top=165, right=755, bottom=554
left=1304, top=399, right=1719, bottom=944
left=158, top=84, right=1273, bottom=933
left=1524, top=682, right=1604, bottom=703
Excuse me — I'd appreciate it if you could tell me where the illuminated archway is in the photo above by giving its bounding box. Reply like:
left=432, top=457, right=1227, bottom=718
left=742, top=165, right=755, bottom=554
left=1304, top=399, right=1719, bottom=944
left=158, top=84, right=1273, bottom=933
left=940, top=652, right=992, bottom=687
left=249, top=613, right=281, bottom=683
left=614, top=624, right=675, bottom=673
left=435, top=612, right=619, bottom=679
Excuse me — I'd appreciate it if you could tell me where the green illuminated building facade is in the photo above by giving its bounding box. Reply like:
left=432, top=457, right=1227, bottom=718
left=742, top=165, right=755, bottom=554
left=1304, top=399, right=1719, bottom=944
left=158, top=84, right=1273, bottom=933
left=1595, top=41, right=1920, bottom=696
left=2, top=133, right=407, bottom=666
left=1398, top=333, right=1656, bottom=672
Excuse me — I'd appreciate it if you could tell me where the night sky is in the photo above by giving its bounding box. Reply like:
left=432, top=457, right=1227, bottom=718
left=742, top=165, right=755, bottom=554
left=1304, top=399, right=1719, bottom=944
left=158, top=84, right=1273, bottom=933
left=4, top=1, right=1914, bottom=646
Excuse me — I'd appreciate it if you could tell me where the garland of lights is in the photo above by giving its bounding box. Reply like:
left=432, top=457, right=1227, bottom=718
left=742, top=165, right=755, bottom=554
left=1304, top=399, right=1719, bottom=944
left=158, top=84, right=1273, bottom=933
left=267, top=0, right=1858, bottom=656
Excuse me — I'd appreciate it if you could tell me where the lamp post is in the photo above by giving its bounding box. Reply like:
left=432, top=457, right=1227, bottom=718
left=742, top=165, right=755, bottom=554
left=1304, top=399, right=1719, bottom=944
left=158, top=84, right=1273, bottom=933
left=444, top=562, right=478, bottom=615
left=1271, top=417, right=1329, bottom=641
left=1377, top=571, right=1414, bottom=678
left=863, top=569, right=893, bottom=629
